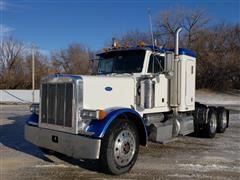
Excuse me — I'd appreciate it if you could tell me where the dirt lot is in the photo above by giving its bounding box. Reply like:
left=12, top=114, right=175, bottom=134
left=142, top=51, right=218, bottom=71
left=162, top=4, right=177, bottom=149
left=0, top=90, right=239, bottom=180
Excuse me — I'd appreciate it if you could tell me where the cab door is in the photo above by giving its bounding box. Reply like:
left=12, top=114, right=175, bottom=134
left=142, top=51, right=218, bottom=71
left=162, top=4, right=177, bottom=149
left=147, top=54, right=168, bottom=107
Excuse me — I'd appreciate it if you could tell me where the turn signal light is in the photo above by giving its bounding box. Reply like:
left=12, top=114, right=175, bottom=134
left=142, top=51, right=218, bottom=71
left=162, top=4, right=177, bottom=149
left=98, top=110, right=107, bottom=120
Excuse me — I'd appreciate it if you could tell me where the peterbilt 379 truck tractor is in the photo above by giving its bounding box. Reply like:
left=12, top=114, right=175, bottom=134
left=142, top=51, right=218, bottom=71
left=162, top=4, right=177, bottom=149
left=25, top=28, right=229, bottom=175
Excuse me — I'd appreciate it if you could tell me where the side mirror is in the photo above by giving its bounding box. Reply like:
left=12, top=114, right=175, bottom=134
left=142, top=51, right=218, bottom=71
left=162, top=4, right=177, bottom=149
left=163, top=52, right=174, bottom=77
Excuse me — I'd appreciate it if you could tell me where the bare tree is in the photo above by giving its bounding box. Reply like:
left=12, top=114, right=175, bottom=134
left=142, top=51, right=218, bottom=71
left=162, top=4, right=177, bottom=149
left=193, top=23, right=240, bottom=90
left=155, top=8, right=209, bottom=48
left=0, top=37, right=25, bottom=88
left=182, top=9, right=210, bottom=47
left=0, top=37, right=53, bottom=89
left=51, top=43, right=91, bottom=74
left=155, top=8, right=184, bottom=46
left=24, top=51, right=51, bottom=89
left=116, top=30, right=152, bottom=46
left=117, top=8, right=239, bottom=90
left=0, top=37, right=24, bottom=74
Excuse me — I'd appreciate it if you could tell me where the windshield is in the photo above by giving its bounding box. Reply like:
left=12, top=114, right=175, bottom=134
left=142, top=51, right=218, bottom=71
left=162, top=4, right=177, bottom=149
left=97, top=50, right=145, bottom=74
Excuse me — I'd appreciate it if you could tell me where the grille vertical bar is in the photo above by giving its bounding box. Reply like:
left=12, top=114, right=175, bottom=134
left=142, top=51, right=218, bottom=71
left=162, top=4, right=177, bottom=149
left=56, top=84, right=65, bottom=126
left=48, top=84, right=56, bottom=124
left=41, top=83, right=73, bottom=127
left=65, top=83, right=73, bottom=127
left=41, top=84, right=47, bottom=123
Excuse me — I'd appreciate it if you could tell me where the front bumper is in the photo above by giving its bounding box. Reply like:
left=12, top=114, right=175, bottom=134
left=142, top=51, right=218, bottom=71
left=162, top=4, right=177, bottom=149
left=25, top=124, right=101, bottom=159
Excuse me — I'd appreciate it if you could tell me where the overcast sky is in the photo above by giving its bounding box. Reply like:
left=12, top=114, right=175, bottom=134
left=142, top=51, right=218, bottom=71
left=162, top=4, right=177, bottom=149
left=1, top=0, right=239, bottom=53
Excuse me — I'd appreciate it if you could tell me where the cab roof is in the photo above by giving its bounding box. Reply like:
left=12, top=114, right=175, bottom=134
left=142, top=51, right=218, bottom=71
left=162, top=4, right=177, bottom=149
left=97, top=45, right=196, bottom=58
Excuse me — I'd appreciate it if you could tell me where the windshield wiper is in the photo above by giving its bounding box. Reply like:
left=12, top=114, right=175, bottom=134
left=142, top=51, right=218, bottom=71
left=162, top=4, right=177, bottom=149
left=98, top=71, right=133, bottom=75
left=98, top=71, right=114, bottom=75
left=110, top=72, right=133, bottom=75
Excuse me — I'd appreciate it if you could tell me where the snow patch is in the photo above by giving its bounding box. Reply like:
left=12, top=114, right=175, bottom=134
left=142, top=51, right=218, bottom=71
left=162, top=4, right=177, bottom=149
left=177, top=163, right=240, bottom=172
left=201, top=156, right=230, bottom=162
left=167, top=173, right=222, bottom=179
left=196, top=90, right=240, bottom=106
left=35, top=164, right=78, bottom=168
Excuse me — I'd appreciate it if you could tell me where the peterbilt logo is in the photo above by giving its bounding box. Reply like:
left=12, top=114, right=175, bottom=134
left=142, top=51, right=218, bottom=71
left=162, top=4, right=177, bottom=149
left=105, top=87, right=112, bottom=91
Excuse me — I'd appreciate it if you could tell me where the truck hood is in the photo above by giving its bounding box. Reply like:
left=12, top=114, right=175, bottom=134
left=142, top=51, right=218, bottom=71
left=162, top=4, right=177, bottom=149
left=80, top=75, right=135, bottom=110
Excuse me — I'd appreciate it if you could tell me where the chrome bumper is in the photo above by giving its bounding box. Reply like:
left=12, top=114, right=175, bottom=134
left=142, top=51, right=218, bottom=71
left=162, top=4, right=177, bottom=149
left=25, top=124, right=101, bottom=159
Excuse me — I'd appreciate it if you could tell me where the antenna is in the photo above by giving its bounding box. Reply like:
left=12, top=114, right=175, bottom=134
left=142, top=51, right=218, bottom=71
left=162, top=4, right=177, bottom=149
left=148, top=8, right=155, bottom=50
left=32, top=43, right=35, bottom=103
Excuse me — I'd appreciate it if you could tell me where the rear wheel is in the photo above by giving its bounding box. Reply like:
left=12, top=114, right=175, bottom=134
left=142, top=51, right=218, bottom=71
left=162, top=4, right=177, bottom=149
left=205, top=109, right=217, bottom=138
left=100, top=119, right=139, bottom=175
left=217, top=108, right=228, bottom=133
left=193, top=106, right=207, bottom=137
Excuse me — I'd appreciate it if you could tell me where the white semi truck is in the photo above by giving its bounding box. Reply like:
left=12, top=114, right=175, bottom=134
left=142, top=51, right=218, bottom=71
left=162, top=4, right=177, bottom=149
left=25, top=28, right=229, bottom=175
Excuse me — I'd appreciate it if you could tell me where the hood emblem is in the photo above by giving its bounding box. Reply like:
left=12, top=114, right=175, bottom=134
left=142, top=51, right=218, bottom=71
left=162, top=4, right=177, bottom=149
left=105, top=87, right=112, bottom=91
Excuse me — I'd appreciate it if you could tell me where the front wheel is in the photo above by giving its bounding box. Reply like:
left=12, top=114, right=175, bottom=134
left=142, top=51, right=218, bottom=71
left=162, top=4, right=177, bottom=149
left=100, top=119, right=139, bottom=175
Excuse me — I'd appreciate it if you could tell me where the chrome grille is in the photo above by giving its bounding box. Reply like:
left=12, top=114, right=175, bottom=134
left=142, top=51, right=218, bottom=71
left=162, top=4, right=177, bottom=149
left=41, top=83, right=73, bottom=127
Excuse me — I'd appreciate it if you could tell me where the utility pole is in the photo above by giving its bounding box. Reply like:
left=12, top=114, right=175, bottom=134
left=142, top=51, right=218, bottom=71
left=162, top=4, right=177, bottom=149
left=32, top=44, right=35, bottom=103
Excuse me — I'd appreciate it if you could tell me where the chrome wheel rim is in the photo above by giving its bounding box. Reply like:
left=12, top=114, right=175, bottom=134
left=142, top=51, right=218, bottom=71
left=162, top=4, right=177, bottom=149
left=210, top=113, right=217, bottom=133
left=222, top=111, right=227, bottom=128
left=114, top=130, right=136, bottom=167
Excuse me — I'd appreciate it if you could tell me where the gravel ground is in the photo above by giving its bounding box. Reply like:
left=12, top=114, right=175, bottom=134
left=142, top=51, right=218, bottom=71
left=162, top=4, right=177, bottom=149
left=0, top=90, right=239, bottom=180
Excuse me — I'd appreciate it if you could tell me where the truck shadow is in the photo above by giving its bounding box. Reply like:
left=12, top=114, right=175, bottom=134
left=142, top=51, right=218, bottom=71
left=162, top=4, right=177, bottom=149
left=0, top=114, right=53, bottom=163
left=0, top=114, right=102, bottom=172
left=53, top=152, right=101, bottom=172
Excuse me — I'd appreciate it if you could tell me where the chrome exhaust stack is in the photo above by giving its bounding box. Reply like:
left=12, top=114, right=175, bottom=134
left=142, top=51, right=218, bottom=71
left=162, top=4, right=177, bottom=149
left=174, top=27, right=182, bottom=57
left=172, top=27, right=182, bottom=137
left=171, top=27, right=183, bottom=108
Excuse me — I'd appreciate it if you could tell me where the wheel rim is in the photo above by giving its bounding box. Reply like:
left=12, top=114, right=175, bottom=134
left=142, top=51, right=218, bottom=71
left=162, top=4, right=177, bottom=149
left=113, top=130, right=136, bottom=167
left=222, top=111, right=227, bottom=128
left=210, top=113, right=217, bottom=133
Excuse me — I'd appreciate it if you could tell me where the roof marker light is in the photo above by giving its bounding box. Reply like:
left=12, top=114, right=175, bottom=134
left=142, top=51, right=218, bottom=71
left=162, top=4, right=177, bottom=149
left=102, top=48, right=109, bottom=52
left=137, top=41, right=145, bottom=48
left=125, top=42, right=129, bottom=48
left=112, top=37, right=120, bottom=49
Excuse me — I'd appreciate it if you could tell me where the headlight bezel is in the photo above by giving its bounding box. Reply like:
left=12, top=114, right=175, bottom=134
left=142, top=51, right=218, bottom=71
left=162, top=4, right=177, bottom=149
left=77, top=109, right=107, bottom=135
left=80, top=109, right=98, bottom=119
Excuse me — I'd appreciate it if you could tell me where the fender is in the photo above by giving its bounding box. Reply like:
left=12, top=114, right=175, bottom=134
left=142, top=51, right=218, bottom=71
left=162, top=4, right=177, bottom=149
left=87, top=108, right=147, bottom=146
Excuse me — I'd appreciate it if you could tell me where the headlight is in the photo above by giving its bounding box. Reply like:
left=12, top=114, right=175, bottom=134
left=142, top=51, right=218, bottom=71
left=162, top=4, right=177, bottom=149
left=80, top=109, right=107, bottom=120
left=81, top=110, right=98, bottom=119
left=78, top=109, right=107, bottom=135
left=78, top=109, right=96, bottom=134
left=30, top=103, right=39, bottom=114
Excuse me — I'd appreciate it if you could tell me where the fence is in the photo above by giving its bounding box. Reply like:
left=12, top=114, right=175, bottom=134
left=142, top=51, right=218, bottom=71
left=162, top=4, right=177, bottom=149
left=0, top=90, right=40, bottom=103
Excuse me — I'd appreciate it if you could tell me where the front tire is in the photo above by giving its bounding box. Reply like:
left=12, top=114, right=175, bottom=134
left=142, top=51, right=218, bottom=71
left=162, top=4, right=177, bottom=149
left=100, top=119, right=139, bottom=175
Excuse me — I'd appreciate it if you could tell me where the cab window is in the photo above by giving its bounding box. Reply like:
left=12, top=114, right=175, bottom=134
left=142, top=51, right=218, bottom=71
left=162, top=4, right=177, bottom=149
left=147, top=54, right=164, bottom=73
